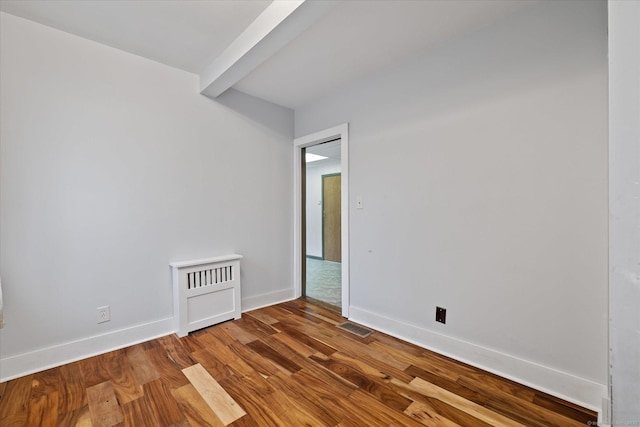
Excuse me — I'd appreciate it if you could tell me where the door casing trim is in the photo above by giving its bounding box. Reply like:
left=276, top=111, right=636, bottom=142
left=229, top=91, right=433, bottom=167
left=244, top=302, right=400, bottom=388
left=293, top=123, right=349, bottom=317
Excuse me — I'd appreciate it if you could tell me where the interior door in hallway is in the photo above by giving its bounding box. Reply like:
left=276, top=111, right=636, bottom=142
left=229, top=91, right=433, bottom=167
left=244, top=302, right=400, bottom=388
left=323, top=173, right=341, bottom=262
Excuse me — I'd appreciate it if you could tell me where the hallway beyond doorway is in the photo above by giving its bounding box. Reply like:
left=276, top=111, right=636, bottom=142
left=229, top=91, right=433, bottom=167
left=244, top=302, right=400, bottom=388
left=305, top=257, right=341, bottom=309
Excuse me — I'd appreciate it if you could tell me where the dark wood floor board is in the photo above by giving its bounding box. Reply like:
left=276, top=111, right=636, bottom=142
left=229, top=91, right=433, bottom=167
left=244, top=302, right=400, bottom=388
left=217, top=374, right=287, bottom=426
left=275, top=321, right=338, bottom=355
left=30, top=367, right=62, bottom=400
left=272, top=330, right=317, bottom=357
left=227, top=340, right=283, bottom=377
left=0, top=299, right=598, bottom=426
left=0, top=374, right=33, bottom=426
left=292, top=365, right=357, bottom=399
left=279, top=300, right=327, bottom=324
left=246, top=339, right=302, bottom=375
left=310, top=353, right=413, bottom=412
left=199, top=323, right=238, bottom=347
left=142, top=379, right=187, bottom=427
left=102, top=353, right=143, bottom=406
left=259, top=333, right=321, bottom=369
left=57, top=362, right=87, bottom=414
left=456, top=375, right=587, bottom=427
left=266, top=371, right=345, bottom=426
left=78, top=354, right=113, bottom=389
left=189, top=349, right=235, bottom=381
left=145, top=346, right=191, bottom=390
left=532, top=391, right=598, bottom=424
left=121, top=395, right=160, bottom=427
left=155, top=334, right=197, bottom=370
left=268, top=310, right=339, bottom=340
left=26, top=391, right=59, bottom=427
left=259, top=380, right=335, bottom=426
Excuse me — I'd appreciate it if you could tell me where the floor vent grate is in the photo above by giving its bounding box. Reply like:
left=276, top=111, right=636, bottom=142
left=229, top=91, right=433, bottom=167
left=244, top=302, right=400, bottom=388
left=337, top=322, right=374, bottom=338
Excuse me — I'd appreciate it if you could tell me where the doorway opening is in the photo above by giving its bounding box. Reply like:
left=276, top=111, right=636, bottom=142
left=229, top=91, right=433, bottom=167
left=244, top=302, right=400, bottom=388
left=304, top=142, right=342, bottom=310
left=293, top=123, right=349, bottom=317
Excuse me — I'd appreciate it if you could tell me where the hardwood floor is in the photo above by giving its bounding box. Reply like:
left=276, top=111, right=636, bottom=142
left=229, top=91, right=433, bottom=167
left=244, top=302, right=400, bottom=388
left=0, top=299, right=597, bottom=426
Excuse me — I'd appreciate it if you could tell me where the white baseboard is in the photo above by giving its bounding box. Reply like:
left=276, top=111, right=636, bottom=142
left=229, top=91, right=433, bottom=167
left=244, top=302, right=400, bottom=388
left=242, top=288, right=296, bottom=312
left=0, top=317, right=174, bottom=382
left=349, top=305, right=607, bottom=415
left=0, top=288, right=296, bottom=382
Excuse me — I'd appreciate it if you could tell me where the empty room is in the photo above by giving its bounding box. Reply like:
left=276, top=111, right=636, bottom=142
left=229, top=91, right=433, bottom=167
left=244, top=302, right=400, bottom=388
left=0, top=0, right=638, bottom=426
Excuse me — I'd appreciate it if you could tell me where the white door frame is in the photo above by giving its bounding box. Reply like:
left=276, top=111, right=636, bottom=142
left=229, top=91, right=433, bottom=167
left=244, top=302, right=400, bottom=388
left=293, top=123, right=349, bottom=317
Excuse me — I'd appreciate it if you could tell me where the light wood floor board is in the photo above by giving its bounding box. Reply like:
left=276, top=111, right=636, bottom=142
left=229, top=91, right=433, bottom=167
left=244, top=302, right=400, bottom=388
left=0, top=299, right=597, bottom=426
left=182, top=364, right=246, bottom=425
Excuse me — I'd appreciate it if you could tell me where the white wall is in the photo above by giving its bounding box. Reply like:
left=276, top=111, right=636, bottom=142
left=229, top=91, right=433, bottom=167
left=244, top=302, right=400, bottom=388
left=296, top=0, right=608, bottom=411
left=0, top=12, right=293, bottom=380
left=306, top=159, right=341, bottom=258
left=609, top=1, right=640, bottom=424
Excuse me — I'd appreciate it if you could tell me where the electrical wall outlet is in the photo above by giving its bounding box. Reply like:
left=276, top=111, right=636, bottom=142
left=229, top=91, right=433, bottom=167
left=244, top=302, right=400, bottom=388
left=97, top=306, right=110, bottom=323
left=436, top=306, right=446, bottom=324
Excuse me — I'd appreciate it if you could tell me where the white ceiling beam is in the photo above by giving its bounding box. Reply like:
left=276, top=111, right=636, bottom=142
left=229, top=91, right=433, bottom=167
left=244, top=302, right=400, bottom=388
left=199, top=0, right=336, bottom=99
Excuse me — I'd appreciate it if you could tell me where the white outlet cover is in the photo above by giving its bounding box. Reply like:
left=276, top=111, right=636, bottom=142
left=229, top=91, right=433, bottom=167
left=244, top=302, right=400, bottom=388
left=97, top=305, right=110, bottom=323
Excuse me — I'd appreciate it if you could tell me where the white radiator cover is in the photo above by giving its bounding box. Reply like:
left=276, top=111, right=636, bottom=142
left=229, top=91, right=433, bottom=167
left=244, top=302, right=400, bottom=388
left=170, top=254, right=242, bottom=337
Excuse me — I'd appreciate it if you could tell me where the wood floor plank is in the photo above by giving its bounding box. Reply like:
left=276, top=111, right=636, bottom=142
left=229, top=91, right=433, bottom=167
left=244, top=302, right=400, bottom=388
left=182, top=363, right=246, bottom=425
left=404, top=400, right=462, bottom=427
left=57, top=405, right=92, bottom=427
left=26, top=391, right=59, bottom=427
left=155, top=334, right=196, bottom=370
left=243, top=310, right=280, bottom=326
left=310, top=353, right=413, bottom=412
left=390, top=379, right=495, bottom=427
left=103, top=353, right=143, bottom=405
left=405, top=377, right=525, bottom=427
left=86, top=381, right=124, bottom=427
left=30, top=367, right=61, bottom=400
left=78, top=355, right=112, bottom=389
left=246, top=339, right=302, bottom=374
left=145, top=346, right=190, bottom=390
left=266, top=372, right=345, bottom=426
left=142, top=378, right=186, bottom=426
left=532, top=391, right=598, bottom=425
left=190, top=349, right=235, bottom=381
left=0, top=374, right=33, bottom=426
left=126, top=344, right=160, bottom=386
left=216, top=374, right=287, bottom=426
left=220, top=320, right=259, bottom=344
left=333, top=350, right=415, bottom=384
left=121, top=396, right=159, bottom=427
left=272, top=331, right=316, bottom=357
left=227, top=341, right=283, bottom=377
left=458, top=375, right=594, bottom=427
left=58, top=362, right=87, bottom=414
left=171, top=383, right=226, bottom=427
